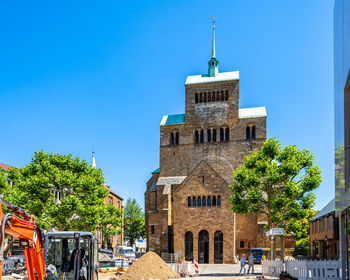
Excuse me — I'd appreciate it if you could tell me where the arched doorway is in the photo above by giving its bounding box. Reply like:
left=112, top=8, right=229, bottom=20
left=198, top=230, right=209, bottom=263
left=214, top=231, right=223, bottom=263
left=185, top=231, right=193, bottom=261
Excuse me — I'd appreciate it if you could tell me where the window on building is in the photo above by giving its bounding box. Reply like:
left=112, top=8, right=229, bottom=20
left=225, top=90, right=229, bottom=101
left=151, top=225, right=155, bottom=234
left=188, top=197, right=191, bottom=207
left=207, top=196, right=212, bottom=206
left=195, top=93, right=198, bottom=103
left=208, top=92, right=211, bottom=102
left=217, top=91, right=220, bottom=101
left=200, top=130, right=204, bottom=143
left=246, top=126, right=251, bottom=140
left=197, top=196, right=201, bottom=207
left=240, top=241, right=244, bottom=248
left=200, top=93, right=203, bottom=103
left=207, top=129, right=212, bottom=142
left=252, top=126, right=256, bottom=139
left=220, top=128, right=224, bottom=141
left=194, top=131, right=199, bottom=144
left=202, top=196, right=206, bottom=206
left=204, top=92, right=207, bottom=103
left=221, top=91, right=224, bottom=101
left=213, top=129, right=217, bottom=142
left=217, top=195, right=221, bottom=206
left=212, top=91, right=215, bottom=102
left=225, top=128, right=230, bottom=141
left=175, top=132, right=179, bottom=145
left=192, top=197, right=196, bottom=207
left=170, top=133, right=174, bottom=145
left=212, top=196, right=217, bottom=206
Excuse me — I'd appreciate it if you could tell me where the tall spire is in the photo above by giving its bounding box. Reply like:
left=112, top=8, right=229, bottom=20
left=211, top=24, right=216, bottom=58
left=208, top=18, right=219, bottom=77
left=92, top=150, right=96, bottom=168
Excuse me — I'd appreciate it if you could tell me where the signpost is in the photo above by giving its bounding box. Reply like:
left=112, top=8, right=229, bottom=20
left=266, top=228, right=284, bottom=260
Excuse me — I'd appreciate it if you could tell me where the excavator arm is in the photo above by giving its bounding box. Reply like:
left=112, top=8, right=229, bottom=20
left=0, top=199, right=46, bottom=280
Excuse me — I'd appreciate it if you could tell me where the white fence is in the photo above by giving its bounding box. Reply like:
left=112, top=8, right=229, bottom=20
left=262, top=260, right=342, bottom=280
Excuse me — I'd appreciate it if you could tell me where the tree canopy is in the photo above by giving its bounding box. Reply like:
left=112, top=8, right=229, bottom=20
left=4, top=151, right=108, bottom=231
left=230, top=138, right=321, bottom=242
left=98, top=203, right=123, bottom=249
left=123, top=198, right=145, bottom=246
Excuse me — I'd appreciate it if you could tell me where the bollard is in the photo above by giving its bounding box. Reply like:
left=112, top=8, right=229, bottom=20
left=194, top=259, right=199, bottom=274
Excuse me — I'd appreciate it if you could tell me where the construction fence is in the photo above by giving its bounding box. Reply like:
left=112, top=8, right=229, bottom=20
left=262, top=259, right=341, bottom=280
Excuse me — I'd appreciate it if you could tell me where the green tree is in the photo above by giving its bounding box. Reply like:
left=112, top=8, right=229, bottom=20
left=4, top=151, right=108, bottom=231
left=0, top=169, right=7, bottom=190
left=124, top=198, right=145, bottom=246
left=98, top=204, right=123, bottom=249
left=230, top=138, right=321, bottom=253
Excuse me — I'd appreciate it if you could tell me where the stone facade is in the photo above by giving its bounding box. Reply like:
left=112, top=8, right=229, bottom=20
left=145, top=27, right=293, bottom=263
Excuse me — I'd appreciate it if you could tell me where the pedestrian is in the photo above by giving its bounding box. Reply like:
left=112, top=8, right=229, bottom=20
left=262, top=254, right=266, bottom=261
left=239, top=254, right=246, bottom=275
left=247, top=253, right=255, bottom=274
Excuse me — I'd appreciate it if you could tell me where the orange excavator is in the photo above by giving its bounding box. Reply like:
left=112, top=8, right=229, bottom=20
left=0, top=198, right=46, bottom=280
left=0, top=199, right=99, bottom=280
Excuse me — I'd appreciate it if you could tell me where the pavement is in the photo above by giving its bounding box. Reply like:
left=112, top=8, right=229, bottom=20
left=195, top=263, right=262, bottom=277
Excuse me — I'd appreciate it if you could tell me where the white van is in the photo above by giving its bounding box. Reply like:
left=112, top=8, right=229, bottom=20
left=116, top=246, right=135, bottom=259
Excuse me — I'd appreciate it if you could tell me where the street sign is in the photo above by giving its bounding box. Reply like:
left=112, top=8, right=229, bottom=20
left=265, top=228, right=284, bottom=236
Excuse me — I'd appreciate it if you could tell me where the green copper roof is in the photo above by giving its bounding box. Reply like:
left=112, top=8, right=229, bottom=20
left=160, top=114, right=185, bottom=126
left=152, top=168, right=160, bottom=174
left=311, top=198, right=335, bottom=221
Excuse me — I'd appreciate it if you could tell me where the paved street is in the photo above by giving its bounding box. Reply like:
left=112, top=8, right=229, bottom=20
left=196, top=264, right=262, bottom=276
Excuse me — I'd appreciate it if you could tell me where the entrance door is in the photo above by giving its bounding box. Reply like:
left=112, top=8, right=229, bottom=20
left=214, top=231, right=223, bottom=263
left=198, top=230, right=209, bottom=263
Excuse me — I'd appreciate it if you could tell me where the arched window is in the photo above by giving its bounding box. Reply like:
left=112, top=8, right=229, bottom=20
left=198, top=230, right=209, bottom=263
left=185, top=232, right=193, bottom=261
left=194, top=130, right=199, bottom=143
left=204, top=92, right=207, bottom=103
left=212, top=92, right=215, bottom=102
left=207, top=196, right=212, bottom=206
left=213, top=129, right=217, bottom=142
left=225, top=90, right=229, bottom=101
left=208, top=92, right=211, bottom=102
left=188, top=197, right=191, bottom=207
left=214, top=231, right=223, bottom=264
left=217, top=195, right=221, bottom=206
left=200, top=130, right=204, bottom=143
left=198, top=196, right=201, bottom=207
left=192, top=197, right=196, bottom=207
left=207, top=129, right=212, bottom=142
left=225, top=128, right=230, bottom=141
left=252, top=126, right=256, bottom=139
left=195, top=93, right=198, bottom=103
left=170, top=133, right=175, bottom=145
left=217, top=91, right=220, bottom=101
left=221, top=91, right=224, bottom=101
left=220, top=128, right=224, bottom=141
left=212, top=196, right=217, bottom=206
left=202, top=196, right=206, bottom=206
left=200, top=93, right=203, bottom=103
left=175, top=132, right=179, bottom=145
left=246, top=126, right=251, bottom=140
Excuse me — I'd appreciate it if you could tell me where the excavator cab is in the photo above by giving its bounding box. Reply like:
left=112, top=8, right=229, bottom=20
left=44, top=232, right=99, bottom=280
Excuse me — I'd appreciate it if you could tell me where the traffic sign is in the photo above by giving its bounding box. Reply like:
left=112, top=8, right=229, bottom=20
left=265, top=228, right=284, bottom=236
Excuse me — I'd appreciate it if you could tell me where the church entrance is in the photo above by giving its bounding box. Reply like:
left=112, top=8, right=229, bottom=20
left=214, top=231, right=223, bottom=263
left=198, top=230, right=209, bottom=263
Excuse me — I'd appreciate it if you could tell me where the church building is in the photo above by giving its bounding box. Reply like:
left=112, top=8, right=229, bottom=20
left=145, top=25, right=270, bottom=264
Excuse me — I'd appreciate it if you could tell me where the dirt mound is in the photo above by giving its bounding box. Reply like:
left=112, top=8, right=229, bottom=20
left=119, top=252, right=179, bottom=280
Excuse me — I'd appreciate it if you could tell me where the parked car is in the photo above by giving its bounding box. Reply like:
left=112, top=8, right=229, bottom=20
left=116, top=246, right=135, bottom=259
left=249, top=248, right=264, bottom=263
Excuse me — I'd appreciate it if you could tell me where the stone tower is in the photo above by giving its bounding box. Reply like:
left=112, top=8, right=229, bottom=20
left=145, top=25, right=270, bottom=263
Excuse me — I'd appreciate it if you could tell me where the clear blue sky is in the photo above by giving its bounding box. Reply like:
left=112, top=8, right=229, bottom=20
left=0, top=0, right=334, bottom=210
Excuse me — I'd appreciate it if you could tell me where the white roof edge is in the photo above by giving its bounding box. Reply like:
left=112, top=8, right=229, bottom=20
left=185, top=71, right=239, bottom=85
left=239, top=107, right=267, bottom=119
left=160, top=115, right=168, bottom=126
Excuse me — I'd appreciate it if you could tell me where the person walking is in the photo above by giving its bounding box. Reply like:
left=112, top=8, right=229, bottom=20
left=239, top=254, right=246, bottom=275
left=247, top=253, right=255, bottom=274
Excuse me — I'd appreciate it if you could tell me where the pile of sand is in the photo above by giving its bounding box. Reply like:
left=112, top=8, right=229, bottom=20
left=119, top=252, right=179, bottom=280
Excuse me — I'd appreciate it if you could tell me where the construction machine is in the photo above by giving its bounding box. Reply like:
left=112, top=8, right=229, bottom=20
left=0, top=199, right=99, bottom=280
